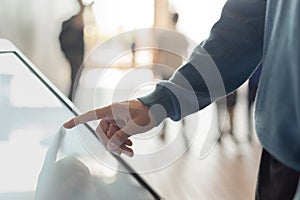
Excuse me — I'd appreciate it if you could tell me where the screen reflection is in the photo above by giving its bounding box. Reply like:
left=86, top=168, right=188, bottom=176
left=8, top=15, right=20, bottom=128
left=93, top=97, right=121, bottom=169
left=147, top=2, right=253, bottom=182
left=0, top=53, right=156, bottom=200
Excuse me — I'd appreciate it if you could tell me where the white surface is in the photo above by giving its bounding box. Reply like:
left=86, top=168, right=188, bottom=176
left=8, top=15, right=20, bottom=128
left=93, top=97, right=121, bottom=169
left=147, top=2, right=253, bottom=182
left=0, top=52, right=156, bottom=199
left=0, top=39, right=16, bottom=51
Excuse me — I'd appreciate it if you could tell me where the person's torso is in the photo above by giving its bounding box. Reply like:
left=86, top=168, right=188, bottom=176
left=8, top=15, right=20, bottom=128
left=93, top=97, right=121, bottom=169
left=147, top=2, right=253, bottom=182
left=255, top=0, right=300, bottom=171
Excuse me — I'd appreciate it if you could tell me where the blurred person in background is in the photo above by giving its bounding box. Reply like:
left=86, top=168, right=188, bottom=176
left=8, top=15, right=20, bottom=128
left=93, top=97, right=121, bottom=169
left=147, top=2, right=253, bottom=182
left=152, top=12, right=189, bottom=80
left=216, top=91, right=238, bottom=144
left=59, top=0, right=85, bottom=101
left=131, top=40, right=136, bottom=68
left=152, top=12, right=189, bottom=142
left=247, top=65, right=262, bottom=141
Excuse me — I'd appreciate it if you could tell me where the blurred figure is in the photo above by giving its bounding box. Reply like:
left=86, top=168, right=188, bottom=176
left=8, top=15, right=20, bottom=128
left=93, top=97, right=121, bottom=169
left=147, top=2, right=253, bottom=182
left=59, top=0, right=85, bottom=101
left=153, top=12, right=189, bottom=142
left=131, top=40, right=136, bottom=68
left=216, top=91, right=238, bottom=144
left=247, top=65, right=262, bottom=141
left=152, top=12, right=189, bottom=80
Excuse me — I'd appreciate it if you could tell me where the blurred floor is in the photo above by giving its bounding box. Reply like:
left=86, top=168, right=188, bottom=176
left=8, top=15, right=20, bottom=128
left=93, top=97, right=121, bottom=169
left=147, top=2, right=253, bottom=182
left=142, top=137, right=261, bottom=200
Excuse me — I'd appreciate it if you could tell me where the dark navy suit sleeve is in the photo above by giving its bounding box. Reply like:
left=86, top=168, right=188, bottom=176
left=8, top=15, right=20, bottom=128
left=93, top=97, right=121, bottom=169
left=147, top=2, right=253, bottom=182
left=139, top=0, right=266, bottom=124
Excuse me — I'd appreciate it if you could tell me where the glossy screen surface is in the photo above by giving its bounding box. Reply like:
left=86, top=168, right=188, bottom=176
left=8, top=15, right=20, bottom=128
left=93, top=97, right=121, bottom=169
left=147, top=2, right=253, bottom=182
left=0, top=53, right=155, bottom=200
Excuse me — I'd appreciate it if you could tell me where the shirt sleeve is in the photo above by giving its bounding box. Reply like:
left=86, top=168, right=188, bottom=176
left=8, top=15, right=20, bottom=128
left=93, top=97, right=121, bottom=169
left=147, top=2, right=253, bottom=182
left=139, top=0, right=266, bottom=125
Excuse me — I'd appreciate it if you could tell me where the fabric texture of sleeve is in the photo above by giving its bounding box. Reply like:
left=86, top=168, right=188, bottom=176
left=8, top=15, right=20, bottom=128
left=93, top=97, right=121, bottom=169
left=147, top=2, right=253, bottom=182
left=139, top=0, right=266, bottom=125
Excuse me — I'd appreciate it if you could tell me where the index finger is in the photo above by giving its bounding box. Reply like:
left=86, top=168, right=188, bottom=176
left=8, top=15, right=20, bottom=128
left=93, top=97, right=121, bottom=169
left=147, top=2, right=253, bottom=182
left=63, top=107, right=112, bottom=128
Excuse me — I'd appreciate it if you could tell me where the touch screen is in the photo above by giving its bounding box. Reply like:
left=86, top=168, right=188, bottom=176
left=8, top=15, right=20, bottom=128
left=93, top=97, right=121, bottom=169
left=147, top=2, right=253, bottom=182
left=0, top=52, right=159, bottom=200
